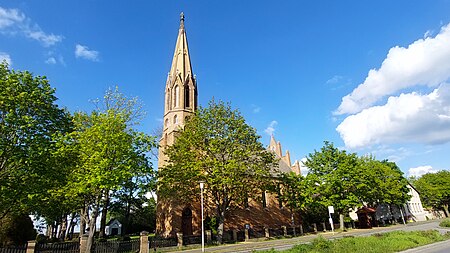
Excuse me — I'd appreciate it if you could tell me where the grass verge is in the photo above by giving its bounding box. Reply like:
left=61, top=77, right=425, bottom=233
left=258, top=230, right=450, bottom=253
left=439, top=218, right=450, bottom=227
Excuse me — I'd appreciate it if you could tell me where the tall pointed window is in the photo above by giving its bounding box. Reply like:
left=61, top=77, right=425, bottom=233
left=185, top=86, right=190, bottom=108
left=262, top=191, right=267, bottom=208
left=174, top=85, right=180, bottom=107
left=174, top=115, right=178, bottom=124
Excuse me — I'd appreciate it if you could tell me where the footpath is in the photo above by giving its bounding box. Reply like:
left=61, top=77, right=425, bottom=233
left=162, top=220, right=449, bottom=253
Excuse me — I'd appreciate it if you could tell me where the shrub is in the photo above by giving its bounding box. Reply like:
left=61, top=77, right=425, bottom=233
left=0, top=213, right=37, bottom=246
left=311, top=236, right=332, bottom=250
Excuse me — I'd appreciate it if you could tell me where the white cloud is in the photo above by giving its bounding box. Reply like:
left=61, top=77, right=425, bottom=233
left=408, top=165, right=437, bottom=178
left=336, top=23, right=450, bottom=115
left=361, top=145, right=412, bottom=163
left=0, top=7, right=25, bottom=28
left=251, top=104, right=261, bottom=113
left=264, top=120, right=278, bottom=136
left=326, top=75, right=343, bottom=84
left=424, top=30, right=433, bottom=39
left=0, top=52, right=12, bottom=65
left=45, top=57, right=56, bottom=64
left=299, top=157, right=309, bottom=176
left=0, top=7, right=62, bottom=47
left=336, top=83, right=450, bottom=148
left=75, top=44, right=99, bottom=61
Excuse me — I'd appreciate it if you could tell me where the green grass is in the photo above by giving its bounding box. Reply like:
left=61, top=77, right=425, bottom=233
left=439, top=218, right=450, bottom=227
left=258, top=230, right=450, bottom=253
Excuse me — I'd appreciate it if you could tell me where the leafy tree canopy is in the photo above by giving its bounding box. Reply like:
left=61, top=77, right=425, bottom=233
left=158, top=99, right=277, bottom=242
left=412, top=170, right=450, bottom=217
left=0, top=62, right=71, bottom=219
left=56, top=87, right=156, bottom=251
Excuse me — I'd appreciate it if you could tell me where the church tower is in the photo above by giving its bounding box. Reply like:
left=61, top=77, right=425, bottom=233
left=158, top=12, right=198, bottom=169
left=157, top=13, right=200, bottom=237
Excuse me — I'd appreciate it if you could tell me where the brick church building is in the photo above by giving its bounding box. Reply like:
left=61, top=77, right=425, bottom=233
left=156, top=13, right=302, bottom=237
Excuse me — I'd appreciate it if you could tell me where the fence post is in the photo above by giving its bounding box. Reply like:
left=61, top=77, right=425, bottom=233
left=79, top=234, right=88, bottom=253
left=139, top=231, right=149, bottom=253
left=232, top=230, right=238, bottom=242
left=265, top=228, right=270, bottom=238
left=26, top=241, right=36, bottom=253
left=282, top=226, right=287, bottom=236
left=176, top=232, right=183, bottom=249
left=322, top=222, right=327, bottom=232
left=244, top=228, right=249, bottom=242
left=300, top=225, right=304, bottom=235
left=206, top=230, right=212, bottom=244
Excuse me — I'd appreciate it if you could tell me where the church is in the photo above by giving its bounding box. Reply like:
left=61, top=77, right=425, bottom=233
left=156, top=13, right=303, bottom=237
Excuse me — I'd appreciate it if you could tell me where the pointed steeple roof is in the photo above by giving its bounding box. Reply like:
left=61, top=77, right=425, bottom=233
left=167, top=12, right=193, bottom=87
left=269, top=135, right=277, bottom=148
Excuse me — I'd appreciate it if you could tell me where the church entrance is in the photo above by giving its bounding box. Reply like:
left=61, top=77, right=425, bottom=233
left=181, top=207, right=193, bottom=235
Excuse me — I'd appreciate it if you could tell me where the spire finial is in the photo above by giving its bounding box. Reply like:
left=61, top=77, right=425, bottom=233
left=180, top=12, right=185, bottom=23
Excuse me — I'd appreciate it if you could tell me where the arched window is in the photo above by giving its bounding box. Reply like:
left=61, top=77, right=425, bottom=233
left=182, top=207, right=193, bottom=235
left=174, top=86, right=180, bottom=108
left=174, top=115, right=178, bottom=124
left=185, top=86, right=190, bottom=108
left=165, top=118, right=169, bottom=128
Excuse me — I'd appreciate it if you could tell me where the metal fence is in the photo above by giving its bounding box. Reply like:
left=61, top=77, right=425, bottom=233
left=148, top=237, right=177, bottom=249
left=92, top=239, right=140, bottom=253
left=36, top=241, right=79, bottom=253
left=0, top=244, right=26, bottom=253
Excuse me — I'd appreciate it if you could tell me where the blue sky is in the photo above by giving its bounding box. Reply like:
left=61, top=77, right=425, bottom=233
left=1, top=1, right=449, bottom=177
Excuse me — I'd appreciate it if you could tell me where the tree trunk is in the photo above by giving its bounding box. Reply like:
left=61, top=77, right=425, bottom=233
left=46, top=224, right=52, bottom=237
left=66, top=213, right=76, bottom=240
left=216, top=209, right=225, bottom=244
left=443, top=204, right=449, bottom=217
left=80, top=205, right=89, bottom=235
left=121, top=188, right=134, bottom=236
left=52, top=221, right=58, bottom=239
left=86, top=202, right=100, bottom=253
left=339, top=213, right=345, bottom=231
left=59, top=215, right=68, bottom=241
left=99, top=192, right=110, bottom=238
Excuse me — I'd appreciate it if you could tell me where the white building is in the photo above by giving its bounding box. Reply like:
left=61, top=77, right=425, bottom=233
left=105, top=219, right=122, bottom=236
left=404, top=183, right=429, bottom=221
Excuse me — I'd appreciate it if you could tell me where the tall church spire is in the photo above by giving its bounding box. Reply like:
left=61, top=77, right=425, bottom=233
left=166, top=12, right=194, bottom=92
left=159, top=12, right=197, bottom=168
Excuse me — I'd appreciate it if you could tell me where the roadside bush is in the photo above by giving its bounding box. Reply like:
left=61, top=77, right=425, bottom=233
left=0, top=213, right=37, bottom=246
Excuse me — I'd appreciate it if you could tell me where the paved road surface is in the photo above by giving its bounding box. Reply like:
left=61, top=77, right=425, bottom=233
left=163, top=220, right=450, bottom=253
left=400, top=240, right=450, bottom=253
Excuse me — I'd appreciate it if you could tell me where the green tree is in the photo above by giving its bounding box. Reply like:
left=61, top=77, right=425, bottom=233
left=278, top=172, right=306, bottom=226
left=0, top=62, right=70, bottom=219
left=109, top=175, right=156, bottom=235
left=158, top=100, right=277, bottom=243
left=357, top=157, right=410, bottom=207
left=60, top=88, right=155, bottom=252
left=304, top=141, right=360, bottom=230
left=413, top=170, right=450, bottom=217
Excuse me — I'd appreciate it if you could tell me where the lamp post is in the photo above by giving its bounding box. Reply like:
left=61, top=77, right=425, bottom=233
left=200, top=181, right=205, bottom=252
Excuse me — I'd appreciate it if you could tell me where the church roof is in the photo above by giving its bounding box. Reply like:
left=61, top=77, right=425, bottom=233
left=167, top=12, right=193, bottom=87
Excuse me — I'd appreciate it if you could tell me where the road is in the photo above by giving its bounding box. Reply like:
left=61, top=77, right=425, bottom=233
left=163, top=220, right=450, bottom=253
left=400, top=240, right=450, bottom=253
